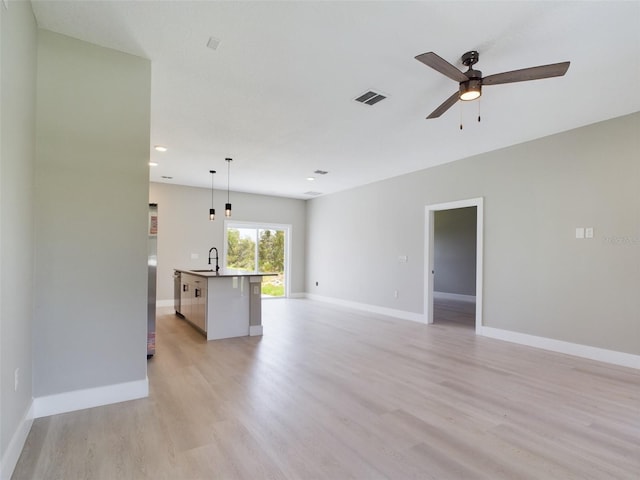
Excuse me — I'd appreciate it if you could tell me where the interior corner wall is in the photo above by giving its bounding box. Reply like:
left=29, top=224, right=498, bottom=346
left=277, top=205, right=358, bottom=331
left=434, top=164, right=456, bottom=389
left=306, top=112, right=640, bottom=355
left=0, top=0, right=37, bottom=468
left=33, top=30, right=151, bottom=397
left=149, top=182, right=307, bottom=302
left=434, top=207, right=477, bottom=296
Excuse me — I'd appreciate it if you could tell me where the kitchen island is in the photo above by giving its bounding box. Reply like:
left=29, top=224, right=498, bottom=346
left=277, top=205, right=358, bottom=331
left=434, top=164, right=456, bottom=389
left=175, top=269, right=275, bottom=340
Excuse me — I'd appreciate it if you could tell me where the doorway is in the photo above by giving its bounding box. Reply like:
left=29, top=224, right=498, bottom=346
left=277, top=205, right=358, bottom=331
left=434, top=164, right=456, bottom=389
left=424, top=198, right=483, bottom=332
left=223, top=221, right=291, bottom=298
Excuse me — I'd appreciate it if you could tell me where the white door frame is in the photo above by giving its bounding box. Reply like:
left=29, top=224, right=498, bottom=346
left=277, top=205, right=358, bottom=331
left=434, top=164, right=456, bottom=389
left=424, top=197, right=484, bottom=333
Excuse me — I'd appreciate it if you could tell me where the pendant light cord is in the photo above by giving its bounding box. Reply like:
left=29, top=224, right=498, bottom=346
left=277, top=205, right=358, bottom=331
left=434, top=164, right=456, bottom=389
left=209, top=170, right=216, bottom=210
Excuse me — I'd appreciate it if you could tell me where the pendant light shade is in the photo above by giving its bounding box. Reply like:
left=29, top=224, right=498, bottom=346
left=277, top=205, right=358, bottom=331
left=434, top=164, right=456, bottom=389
left=209, top=170, right=216, bottom=221
left=225, top=158, right=233, bottom=218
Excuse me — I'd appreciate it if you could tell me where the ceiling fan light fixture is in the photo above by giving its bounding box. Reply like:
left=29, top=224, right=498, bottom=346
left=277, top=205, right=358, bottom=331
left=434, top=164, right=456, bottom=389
left=459, top=80, right=482, bottom=101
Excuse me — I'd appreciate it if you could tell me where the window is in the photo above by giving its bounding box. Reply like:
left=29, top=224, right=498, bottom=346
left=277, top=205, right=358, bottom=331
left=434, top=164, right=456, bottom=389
left=223, top=221, right=290, bottom=298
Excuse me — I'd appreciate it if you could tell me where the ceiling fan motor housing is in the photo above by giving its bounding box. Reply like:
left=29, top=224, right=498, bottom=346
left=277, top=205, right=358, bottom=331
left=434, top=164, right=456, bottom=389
left=461, top=50, right=480, bottom=67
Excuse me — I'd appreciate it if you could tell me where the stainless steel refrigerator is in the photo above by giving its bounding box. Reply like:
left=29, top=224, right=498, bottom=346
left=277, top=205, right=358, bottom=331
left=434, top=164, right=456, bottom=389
left=147, top=203, right=158, bottom=358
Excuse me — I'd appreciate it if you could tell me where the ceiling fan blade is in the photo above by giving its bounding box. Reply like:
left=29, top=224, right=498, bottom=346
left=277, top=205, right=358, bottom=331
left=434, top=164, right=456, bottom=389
left=427, top=91, right=460, bottom=119
left=415, top=52, right=468, bottom=83
left=483, top=61, right=570, bottom=86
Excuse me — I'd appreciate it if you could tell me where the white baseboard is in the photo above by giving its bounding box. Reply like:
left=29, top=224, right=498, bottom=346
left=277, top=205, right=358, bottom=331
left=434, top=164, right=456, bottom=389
left=288, top=292, right=305, bottom=299
left=0, top=401, right=34, bottom=480
left=33, top=378, right=149, bottom=419
left=249, top=325, right=263, bottom=336
left=434, top=291, right=476, bottom=303
left=480, top=326, right=640, bottom=370
left=305, top=293, right=425, bottom=324
left=304, top=294, right=638, bottom=369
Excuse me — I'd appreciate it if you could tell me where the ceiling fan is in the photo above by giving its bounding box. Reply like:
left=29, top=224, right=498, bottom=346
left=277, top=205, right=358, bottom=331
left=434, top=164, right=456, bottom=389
left=415, top=50, right=570, bottom=119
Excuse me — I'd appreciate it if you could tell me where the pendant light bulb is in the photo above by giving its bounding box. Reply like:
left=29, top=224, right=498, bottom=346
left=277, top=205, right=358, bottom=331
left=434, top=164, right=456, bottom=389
left=225, top=158, right=233, bottom=218
left=209, top=170, right=216, bottom=221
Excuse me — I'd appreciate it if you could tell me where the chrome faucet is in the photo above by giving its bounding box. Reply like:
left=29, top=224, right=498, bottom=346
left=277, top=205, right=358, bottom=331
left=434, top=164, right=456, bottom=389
left=208, top=247, right=220, bottom=273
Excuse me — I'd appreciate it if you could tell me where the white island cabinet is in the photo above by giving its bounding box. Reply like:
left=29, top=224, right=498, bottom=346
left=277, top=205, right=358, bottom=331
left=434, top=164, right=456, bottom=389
left=176, top=269, right=273, bottom=340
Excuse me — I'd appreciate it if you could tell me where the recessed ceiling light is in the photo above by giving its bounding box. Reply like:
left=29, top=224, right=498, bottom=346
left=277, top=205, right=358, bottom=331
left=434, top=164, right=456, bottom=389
left=149, top=162, right=159, bottom=167
left=154, top=145, right=168, bottom=152
left=206, top=37, right=220, bottom=50
left=306, top=177, right=315, bottom=181
left=304, top=191, right=322, bottom=196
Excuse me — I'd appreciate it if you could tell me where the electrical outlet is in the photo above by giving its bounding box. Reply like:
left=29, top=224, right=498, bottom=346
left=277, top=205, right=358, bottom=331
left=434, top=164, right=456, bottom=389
left=14, top=368, right=19, bottom=391
left=585, top=227, right=594, bottom=239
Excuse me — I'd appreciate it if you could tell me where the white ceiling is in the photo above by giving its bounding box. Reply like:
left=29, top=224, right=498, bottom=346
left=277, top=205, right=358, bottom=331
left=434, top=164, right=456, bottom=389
left=31, top=1, right=640, bottom=199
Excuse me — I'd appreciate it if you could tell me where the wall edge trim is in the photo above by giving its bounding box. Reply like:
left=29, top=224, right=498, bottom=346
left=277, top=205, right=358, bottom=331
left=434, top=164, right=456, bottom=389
left=249, top=325, right=264, bottom=336
left=480, top=326, right=640, bottom=369
left=0, top=401, right=34, bottom=480
left=304, top=293, right=425, bottom=324
left=33, top=378, right=149, bottom=419
left=433, top=291, right=476, bottom=303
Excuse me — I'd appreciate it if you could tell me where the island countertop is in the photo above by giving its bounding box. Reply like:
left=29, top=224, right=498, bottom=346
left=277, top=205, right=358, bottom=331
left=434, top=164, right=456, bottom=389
left=175, top=268, right=277, bottom=278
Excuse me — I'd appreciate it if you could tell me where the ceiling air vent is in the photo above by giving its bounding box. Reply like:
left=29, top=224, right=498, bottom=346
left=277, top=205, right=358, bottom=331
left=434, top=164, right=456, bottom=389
left=354, top=90, right=387, bottom=106
left=304, top=191, right=322, bottom=196
left=314, top=170, right=329, bottom=175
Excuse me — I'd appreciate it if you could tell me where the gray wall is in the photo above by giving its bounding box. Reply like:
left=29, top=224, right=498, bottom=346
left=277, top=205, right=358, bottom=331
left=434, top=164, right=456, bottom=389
left=306, top=112, right=640, bottom=355
left=434, top=207, right=477, bottom=296
left=149, top=182, right=307, bottom=302
left=33, top=31, right=151, bottom=396
left=0, top=0, right=37, bottom=462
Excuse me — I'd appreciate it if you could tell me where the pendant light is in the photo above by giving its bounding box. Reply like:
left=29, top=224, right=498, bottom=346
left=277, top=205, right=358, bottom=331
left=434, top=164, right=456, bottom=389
left=209, top=170, right=216, bottom=221
left=225, top=158, right=233, bottom=218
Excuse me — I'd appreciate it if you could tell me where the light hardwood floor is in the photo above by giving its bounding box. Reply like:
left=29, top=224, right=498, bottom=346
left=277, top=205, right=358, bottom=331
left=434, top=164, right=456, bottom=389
left=433, top=296, right=475, bottom=327
left=13, top=299, right=640, bottom=479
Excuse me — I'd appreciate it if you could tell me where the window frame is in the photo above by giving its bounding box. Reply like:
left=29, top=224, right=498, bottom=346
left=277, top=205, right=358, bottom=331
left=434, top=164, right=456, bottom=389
left=223, top=220, right=292, bottom=298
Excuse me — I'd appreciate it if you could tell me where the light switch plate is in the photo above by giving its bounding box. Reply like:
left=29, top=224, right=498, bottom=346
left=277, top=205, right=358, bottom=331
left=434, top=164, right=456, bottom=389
left=398, top=255, right=408, bottom=263
left=575, top=227, right=585, bottom=239
left=585, top=227, right=594, bottom=239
